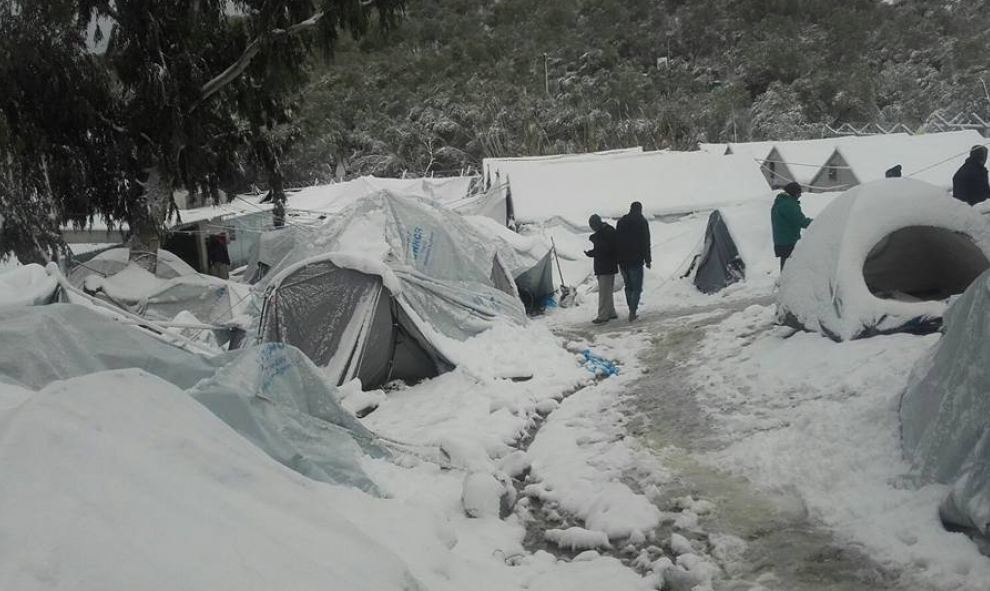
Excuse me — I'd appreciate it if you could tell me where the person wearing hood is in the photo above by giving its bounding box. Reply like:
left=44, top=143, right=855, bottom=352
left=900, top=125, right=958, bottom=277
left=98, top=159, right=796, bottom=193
left=615, top=201, right=651, bottom=322
left=771, top=182, right=812, bottom=271
left=584, top=214, right=619, bottom=325
left=952, top=145, right=990, bottom=206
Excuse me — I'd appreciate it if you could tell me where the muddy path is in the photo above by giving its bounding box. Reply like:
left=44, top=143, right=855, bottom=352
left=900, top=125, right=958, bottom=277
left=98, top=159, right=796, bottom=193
left=551, top=297, right=921, bottom=591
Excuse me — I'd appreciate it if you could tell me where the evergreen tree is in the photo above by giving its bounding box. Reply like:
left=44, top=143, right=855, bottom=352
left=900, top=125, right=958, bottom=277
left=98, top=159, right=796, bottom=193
left=0, top=0, right=404, bottom=269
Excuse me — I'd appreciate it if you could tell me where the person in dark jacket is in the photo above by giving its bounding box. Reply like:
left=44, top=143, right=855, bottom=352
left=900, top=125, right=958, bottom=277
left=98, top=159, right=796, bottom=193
left=952, top=145, right=990, bottom=206
left=614, top=202, right=651, bottom=322
left=207, top=233, right=231, bottom=279
left=770, top=182, right=812, bottom=271
left=584, top=214, right=619, bottom=324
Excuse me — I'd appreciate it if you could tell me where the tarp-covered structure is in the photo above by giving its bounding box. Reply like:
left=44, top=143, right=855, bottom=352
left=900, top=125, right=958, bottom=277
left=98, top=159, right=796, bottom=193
left=259, top=190, right=526, bottom=388
left=901, top=269, right=990, bottom=537
left=778, top=179, right=990, bottom=341
left=78, top=265, right=249, bottom=331
left=497, top=150, right=770, bottom=224
left=0, top=304, right=386, bottom=494
left=68, top=247, right=196, bottom=287
left=692, top=211, right=745, bottom=294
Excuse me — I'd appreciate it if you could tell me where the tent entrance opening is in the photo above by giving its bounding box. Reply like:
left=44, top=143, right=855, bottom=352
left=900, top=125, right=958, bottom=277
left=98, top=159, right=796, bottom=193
left=863, top=226, right=990, bottom=301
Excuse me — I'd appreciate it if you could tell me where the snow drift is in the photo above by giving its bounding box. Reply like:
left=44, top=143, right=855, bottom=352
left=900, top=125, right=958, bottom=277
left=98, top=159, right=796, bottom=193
left=0, top=263, right=58, bottom=309
left=0, top=370, right=424, bottom=591
left=0, top=304, right=386, bottom=493
left=901, top=269, right=990, bottom=537
left=777, top=179, right=990, bottom=340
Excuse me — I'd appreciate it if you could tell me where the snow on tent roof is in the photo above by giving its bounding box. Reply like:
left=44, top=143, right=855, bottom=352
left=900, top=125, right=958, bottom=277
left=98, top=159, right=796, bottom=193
left=777, top=178, right=990, bottom=341
left=287, top=175, right=476, bottom=214
left=725, top=140, right=776, bottom=164
left=503, top=151, right=771, bottom=224
left=68, top=247, right=196, bottom=287
left=900, top=269, right=990, bottom=537
left=697, top=142, right=729, bottom=155
left=771, top=134, right=911, bottom=186
left=0, top=304, right=389, bottom=494
left=259, top=190, right=527, bottom=386
left=483, top=148, right=645, bottom=185
left=834, top=130, right=986, bottom=189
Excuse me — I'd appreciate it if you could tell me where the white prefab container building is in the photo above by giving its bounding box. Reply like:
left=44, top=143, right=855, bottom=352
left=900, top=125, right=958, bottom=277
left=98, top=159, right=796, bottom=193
left=810, top=130, right=986, bottom=192
left=497, top=150, right=772, bottom=225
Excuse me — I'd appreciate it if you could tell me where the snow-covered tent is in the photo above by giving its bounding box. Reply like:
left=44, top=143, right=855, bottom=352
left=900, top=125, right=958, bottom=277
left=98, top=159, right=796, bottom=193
left=500, top=151, right=771, bottom=224
left=697, top=143, right=729, bottom=155
left=777, top=179, right=990, bottom=341
left=900, top=269, right=990, bottom=537
left=244, top=227, right=299, bottom=284
left=482, top=147, right=644, bottom=187
left=765, top=134, right=911, bottom=192
left=691, top=211, right=745, bottom=294
left=0, top=264, right=58, bottom=309
left=0, top=304, right=387, bottom=494
left=287, top=174, right=477, bottom=213
left=68, top=247, right=196, bottom=287
left=811, top=131, right=985, bottom=192
left=80, top=265, right=249, bottom=329
left=259, top=191, right=526, bottom=388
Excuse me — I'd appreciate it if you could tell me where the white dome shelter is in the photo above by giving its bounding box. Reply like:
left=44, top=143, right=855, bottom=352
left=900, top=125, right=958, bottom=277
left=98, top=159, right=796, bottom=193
left=777, top=178, right=990, bottom=341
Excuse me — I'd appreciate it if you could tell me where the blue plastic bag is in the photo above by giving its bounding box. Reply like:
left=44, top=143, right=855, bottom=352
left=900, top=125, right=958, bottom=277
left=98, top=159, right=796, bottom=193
left=581, top=349, right=619, bottom=377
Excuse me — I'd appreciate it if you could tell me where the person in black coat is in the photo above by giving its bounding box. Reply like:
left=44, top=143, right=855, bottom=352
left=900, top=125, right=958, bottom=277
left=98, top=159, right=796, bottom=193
left=952, top=145, right=990, bottom=206
left=584, top=214, right=618, bottom=324
left=614, top=201, right=652, bottom=322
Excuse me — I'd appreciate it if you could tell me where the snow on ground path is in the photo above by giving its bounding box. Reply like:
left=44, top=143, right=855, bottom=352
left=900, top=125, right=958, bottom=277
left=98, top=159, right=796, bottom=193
left=686, top=304, right=990, bottom=591
left=546, top=295, right=974, bottom=590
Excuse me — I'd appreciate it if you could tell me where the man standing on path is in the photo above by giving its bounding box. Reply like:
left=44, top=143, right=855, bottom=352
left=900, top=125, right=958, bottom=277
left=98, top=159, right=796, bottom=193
left=771, top=181, right=812, bottom=271
left=584, top=214, right=619, bottom=325
left=952, top=145, right=990, bottom=206
left=615, top=201, right=651, bottom=322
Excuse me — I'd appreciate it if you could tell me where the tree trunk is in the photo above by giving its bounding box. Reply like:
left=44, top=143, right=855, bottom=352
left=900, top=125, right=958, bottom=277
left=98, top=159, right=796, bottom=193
left=255, top=138, right=286, bottom=228
left=128, top=166, right=173, bottom=274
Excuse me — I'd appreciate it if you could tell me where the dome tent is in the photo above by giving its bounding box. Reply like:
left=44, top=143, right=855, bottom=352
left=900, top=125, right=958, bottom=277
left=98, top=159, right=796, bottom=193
left=900, top=269, right=990, bottom=538
left=259, top=190, right=526, bottom=388
left=777, top=179, right=990, bottom=341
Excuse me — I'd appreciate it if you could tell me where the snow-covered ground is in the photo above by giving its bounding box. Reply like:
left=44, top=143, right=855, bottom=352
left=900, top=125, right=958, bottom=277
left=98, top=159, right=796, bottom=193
left=5, top=187, right=990, bottom=590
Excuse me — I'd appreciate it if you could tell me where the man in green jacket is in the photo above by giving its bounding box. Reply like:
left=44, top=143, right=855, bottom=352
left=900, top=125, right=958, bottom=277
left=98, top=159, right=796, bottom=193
left=771, top=181, right=813, bottom=270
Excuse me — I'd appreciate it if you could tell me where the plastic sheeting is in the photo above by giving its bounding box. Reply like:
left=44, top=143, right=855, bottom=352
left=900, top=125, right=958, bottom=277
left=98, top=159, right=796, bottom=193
left=0, top=304, right=387, bottom=494
left=245, top=227, right=299, bottom=284
left=68, top=247, right=196, bottom=287
left=514, top=250, right=555, bottom=314
left=901, top=270, right=990, bottom=535
left=262, top=190, right=527, bottom=345
left=693, top=210, right=745, bottom=294
left=188, top=343, right=386, bottom=495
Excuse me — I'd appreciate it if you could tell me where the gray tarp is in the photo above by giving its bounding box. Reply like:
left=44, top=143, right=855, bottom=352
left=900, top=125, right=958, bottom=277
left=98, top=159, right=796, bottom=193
left=901, top=270, right=990, bottom=536
left=0, top=304, right=386, bottom=494
left=513, top=250, right=555, bottom=314
left=693, top=210, right=745, bottom=294
left=261, top=258, right=451, bottom=388
left=259, top=191, right=525, bottom=386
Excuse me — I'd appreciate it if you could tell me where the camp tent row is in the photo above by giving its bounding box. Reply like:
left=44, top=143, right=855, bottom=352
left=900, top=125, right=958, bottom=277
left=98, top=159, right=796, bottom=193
left=480, top=150, right=772, bottom=226
left=704, top=130, right=985, bottom=193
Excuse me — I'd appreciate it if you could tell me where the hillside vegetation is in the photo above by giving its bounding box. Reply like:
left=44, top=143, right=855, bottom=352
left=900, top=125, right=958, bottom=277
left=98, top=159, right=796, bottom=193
left=281, top=0, right=990, bottom=183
